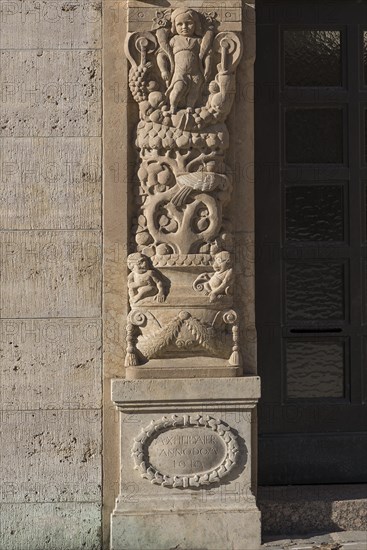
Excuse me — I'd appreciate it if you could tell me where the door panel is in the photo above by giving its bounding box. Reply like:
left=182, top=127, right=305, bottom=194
left=255, top=0, right=367, bottom=485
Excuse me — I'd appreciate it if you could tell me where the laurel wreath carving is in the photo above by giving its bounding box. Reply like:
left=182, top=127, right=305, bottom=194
left=184, top=316, right=217, bottom=354
left=131, top=414, right=239, bottom=488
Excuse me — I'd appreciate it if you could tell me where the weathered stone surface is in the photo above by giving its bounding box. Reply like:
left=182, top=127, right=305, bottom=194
left=0, top=230, right=101, bottom=317
left=0, top=138, right=101, bottom=230
left=0, top=410, right=101, bottom=503
left=232, top=2, right=256, bottom=376
left=0, top=50, right=101, bottom=137
left=236, top=232, right=257, bottom=373
left=332, top=531, right=367, bottom=545
left=0, top=0, right=103, bottom=548
left=0, top=0, right=102, bottom=50
left=0, top=319, right=101, bottom=409
left=113, top=510, right=261, bottom=550
left=0, top=502, right=101, bottom=550
left=102, top=2, right=131, bottom=543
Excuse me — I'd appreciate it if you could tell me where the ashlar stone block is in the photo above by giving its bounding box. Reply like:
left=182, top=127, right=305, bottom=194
left=0, top=0, right=101, bottom=50
left=0, top=319, right=101, bottom=410
left=0, top=502, right=101, bottom=550
left=0, top=137, right=101, bottom=230
left=0, top=230, right=101, bottom=318
left=0, top=410, right=101, bottom=503
left=0, top=50, right=101, bottom=137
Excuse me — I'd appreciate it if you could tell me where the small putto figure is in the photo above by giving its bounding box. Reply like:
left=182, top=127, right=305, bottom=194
left=127, top=253, right=166, bottom=304
left=193, top=251, right=234, bottom=302
left=157, top=8, right=214, bottom=113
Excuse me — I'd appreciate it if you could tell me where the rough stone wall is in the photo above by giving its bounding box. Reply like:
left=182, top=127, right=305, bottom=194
left=0, top=2, right=102, bottom=549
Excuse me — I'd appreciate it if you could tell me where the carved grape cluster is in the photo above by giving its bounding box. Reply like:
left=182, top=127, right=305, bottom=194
left=129, top=65, right=149, bottom=103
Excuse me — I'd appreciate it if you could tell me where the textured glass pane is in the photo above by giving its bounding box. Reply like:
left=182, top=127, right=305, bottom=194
left=286, top=340, right=345, bottom=398
left=364, top=32, right=367, bottom=85
left=284, top=30, right=341, bottom=87
left=286, top=185, right=344, bottom=241
left=286, top=262, right=345, bottom=320
left=285, top=109, right=344, bottom=164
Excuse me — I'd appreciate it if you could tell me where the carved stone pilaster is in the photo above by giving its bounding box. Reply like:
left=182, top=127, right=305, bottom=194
left=125, top=2, right=244, bottom=378
left=111, top=4, right=260, bottom=549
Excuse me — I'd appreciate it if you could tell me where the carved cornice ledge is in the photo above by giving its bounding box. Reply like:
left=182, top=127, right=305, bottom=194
left=111, top=376, right=261, bottom=412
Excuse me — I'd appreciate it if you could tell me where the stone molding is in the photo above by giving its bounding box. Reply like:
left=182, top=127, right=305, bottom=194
left=112, top=376, right=261, bottom=412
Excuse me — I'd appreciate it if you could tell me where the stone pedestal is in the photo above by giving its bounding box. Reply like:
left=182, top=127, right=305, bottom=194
left=111, top=377, right=261, bottom=550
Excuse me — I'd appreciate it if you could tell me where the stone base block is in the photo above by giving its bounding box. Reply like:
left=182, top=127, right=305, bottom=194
left=110, top=377, right=261, bottom=550
left=111, top=508, right=261, bottom=550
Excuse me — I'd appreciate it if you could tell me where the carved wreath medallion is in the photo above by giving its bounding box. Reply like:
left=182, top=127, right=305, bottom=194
left=131, top=414, right=239, bottom=488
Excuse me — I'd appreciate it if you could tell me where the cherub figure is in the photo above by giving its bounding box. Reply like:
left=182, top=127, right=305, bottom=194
left=127, top=253, right=166, bottom=304
left=156, top=8, right=214, bottom=113
left=193, top=251, right=233, bottom=302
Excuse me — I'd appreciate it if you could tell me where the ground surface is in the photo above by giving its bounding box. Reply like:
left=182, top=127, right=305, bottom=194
left=262, top=531, right=367, bottom=550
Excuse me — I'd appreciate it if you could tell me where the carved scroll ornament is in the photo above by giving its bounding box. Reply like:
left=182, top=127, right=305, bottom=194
left=125, top=7, right=243, bottom=375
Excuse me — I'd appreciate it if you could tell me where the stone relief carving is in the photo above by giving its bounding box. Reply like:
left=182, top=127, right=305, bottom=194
left=131, top=414, right=239, bottom=488
left=127, top=253, right=167, bottom=304
left=125, top=7, right=243, bottom=375
left=125, top=308, right=241, bottom=367
left=193, top=251, right=233, bottom=302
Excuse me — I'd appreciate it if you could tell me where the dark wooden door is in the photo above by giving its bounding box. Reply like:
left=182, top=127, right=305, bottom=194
left=255, top=0, right=367, bottom=484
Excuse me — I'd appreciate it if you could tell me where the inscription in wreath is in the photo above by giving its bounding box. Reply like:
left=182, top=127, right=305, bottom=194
left=131, top=414, right=239, bottom=488
left=149, top=427, right=226, bottom=475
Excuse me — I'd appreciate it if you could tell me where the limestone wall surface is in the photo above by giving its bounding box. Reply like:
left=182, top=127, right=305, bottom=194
left=0, top=1, right=103, bottom=548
